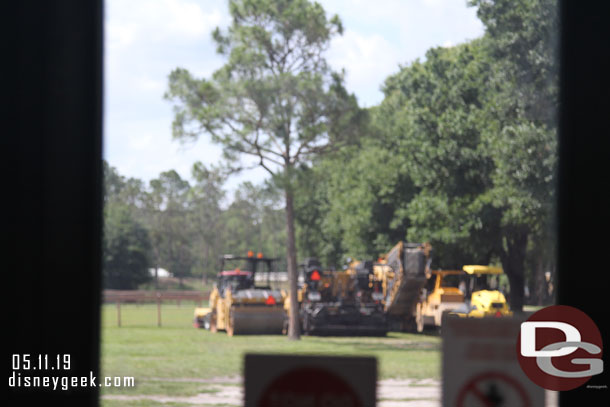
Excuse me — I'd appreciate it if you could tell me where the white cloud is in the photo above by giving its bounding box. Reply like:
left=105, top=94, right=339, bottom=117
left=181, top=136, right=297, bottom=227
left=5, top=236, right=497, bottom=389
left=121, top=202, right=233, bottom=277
left=104, top=0, right=231, bottom=183
left=104, top=0, right=485, bottom=187
left=105, top=0, right=226, bottom=45
left=106, top=21, right=137, bottom=51
left=320, top=0, right=483, bottom=105
left=135, top=76, right=165, bottom=93
left=328, top=30, right=402, bottom=106
left=163, top=0, right=223, bottom=38
left=127, top=133, right=154, bottom=151
left=421, top=0, right=445, bottom=8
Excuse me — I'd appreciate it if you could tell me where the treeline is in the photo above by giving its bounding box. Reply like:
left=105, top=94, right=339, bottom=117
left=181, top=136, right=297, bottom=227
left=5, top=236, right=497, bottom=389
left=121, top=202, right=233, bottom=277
left=294, top=0, right=558, bottom=308
left=103, top=161, right=286, bottom=289
left=104, top=0, right=557, bottom=308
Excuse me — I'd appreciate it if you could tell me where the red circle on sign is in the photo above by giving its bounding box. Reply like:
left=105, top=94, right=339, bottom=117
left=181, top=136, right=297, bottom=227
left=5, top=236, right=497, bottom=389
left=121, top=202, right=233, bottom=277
left=456, top=371, right=531, bottom=407
left=258, top=366, right=361, bottom=407
left=516, top=305, right=603, bottom=391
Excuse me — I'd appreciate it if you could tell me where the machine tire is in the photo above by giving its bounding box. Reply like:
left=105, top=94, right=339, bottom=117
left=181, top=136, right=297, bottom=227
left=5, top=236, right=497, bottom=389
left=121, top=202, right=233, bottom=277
left=416, top=303, right=424, bottom=333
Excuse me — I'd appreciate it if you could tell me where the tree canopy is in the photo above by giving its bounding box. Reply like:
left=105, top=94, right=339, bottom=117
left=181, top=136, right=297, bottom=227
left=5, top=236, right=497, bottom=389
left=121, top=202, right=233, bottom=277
left=291, top=0, right=558, bottom=310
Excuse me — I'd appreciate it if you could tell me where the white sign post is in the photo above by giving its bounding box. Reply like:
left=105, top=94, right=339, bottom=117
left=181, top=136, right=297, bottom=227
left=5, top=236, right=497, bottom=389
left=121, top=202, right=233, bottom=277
left=442, top=315, right=544, bottom=407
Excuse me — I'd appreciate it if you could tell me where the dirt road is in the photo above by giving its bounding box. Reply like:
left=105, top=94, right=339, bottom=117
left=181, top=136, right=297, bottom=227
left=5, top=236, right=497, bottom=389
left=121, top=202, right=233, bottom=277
left=102, top=376, right=557, bottom=406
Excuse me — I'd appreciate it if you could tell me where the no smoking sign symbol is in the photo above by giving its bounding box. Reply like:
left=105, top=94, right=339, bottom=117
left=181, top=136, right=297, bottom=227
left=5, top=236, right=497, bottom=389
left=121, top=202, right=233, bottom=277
left=456, top=371, right=531, bottom=407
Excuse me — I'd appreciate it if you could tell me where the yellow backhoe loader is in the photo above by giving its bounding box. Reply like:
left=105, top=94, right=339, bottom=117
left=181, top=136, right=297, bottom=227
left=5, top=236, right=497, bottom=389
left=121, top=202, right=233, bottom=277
left=194, top=251, right=286, bottom=335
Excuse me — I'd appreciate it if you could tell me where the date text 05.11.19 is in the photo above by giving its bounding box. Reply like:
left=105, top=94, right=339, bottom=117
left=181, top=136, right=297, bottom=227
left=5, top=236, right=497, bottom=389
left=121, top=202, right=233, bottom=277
left=12, top=354, right=71, bottom=371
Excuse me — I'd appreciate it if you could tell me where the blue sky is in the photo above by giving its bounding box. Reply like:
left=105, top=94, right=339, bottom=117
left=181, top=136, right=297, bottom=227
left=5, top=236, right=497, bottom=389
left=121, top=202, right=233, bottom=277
left=104, top=0, right=484, bottom=190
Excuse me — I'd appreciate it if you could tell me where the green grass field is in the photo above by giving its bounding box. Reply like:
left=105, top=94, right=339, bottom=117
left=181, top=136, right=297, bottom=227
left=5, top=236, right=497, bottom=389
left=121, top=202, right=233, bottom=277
left=101, top=303, right=441, bottom=402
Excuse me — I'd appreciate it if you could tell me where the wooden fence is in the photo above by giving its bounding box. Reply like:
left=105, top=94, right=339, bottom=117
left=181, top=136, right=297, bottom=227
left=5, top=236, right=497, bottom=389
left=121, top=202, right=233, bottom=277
left=103, top=290, right=210, bottom=327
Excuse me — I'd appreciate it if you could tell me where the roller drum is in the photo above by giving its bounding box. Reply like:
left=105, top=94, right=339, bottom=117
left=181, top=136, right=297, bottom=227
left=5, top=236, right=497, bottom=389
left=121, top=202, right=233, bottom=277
left=229, top=306, right=286, bottom=335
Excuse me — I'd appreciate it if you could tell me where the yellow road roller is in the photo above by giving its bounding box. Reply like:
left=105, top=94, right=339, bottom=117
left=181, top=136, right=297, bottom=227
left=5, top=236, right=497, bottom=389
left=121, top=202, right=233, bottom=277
left=415, top=269, right=465, bottom=332
left=194, top=251, right=286, bottom=335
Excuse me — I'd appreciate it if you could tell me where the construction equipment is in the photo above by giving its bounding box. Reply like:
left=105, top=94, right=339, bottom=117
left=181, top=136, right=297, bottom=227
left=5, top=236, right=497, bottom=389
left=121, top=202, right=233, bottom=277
left=284, top=241, right=432, bottom=334
left=415, top=269, right=465, bottom=332
left=373, top=241, right=432, bottom=331
left=286, top=258, right=388, bottom=336
left=449, top=265, right=512, bottom=318
left=194, top=251, right=286, bottom=335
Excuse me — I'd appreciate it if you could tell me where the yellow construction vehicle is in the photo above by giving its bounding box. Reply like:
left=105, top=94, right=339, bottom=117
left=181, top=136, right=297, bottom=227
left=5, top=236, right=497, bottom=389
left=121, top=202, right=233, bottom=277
left=284, top=258, right=387, bottom=336
left=449, top=265, right=512, bottom=318
left=415, top=269, right=465, bottom=332
left=194, top=251, right=286, bottom=335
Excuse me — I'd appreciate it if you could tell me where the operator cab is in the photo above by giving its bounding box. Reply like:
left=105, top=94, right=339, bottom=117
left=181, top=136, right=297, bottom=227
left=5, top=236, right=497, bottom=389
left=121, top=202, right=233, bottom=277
left=217, top=270, right=254, bottom=296
left=216, top=251, right=279, bottom=296
left=420, top=269, right=465, bottom=305
left=461, top=268, right=501, bottom=299
left=450, top=265, right=510, bottom=317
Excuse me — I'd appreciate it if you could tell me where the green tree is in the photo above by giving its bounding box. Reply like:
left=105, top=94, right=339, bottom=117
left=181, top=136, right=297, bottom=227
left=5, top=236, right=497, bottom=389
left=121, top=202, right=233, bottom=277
left=293, top=163, right=340, bottom=266
left=103, top=160, right=126, bottom=203
left=375, top=33, right=556, bottom=310
left=470, top=0, right=558, bottom=306
left=291, top=0, right=557, bottom=310
left=470, top=0, right=558, bottom=127
left=223, top=182, right=266, bottom=256
left=103, top=161, right=152, bottom=289
left=165, top=0, right=363, bottom=339
left=321, top=141, right=417, bottom=263
left=145, top=170, right=195, bottom=287
left=380, top=41, right=499, bottom=267
left=188, top=162, right=227, bottom=282
left=103, top=203, right=151, bottom=289
left=222, top=181, right=286, bottom=269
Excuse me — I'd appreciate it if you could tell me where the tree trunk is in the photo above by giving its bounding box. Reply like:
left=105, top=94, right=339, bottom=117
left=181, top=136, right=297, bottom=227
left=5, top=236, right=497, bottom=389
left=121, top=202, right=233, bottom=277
left=534, top=256, right=545, bottom=306
left=203, top=244, right=210, bottom=286
left=500, top=230, right=528, bottom=312
left=285, top=189, right=300, bottom=340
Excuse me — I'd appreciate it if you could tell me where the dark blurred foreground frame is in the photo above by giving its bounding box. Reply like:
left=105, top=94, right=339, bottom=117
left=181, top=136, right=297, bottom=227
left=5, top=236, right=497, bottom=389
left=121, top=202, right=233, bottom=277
left=5, top=0, right=609, bottom=405
left=558, top=1, right=610, bottom=404
left=7, top=0, right=103, bottom=405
